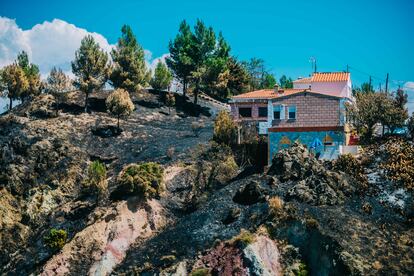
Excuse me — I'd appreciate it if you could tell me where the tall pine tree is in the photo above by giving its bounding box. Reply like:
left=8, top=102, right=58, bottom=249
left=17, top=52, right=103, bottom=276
left=110, top=25, right=149, bottom=94
left=72, top=35, right=109, bottom=112
left=166, top=20, right=194, bottom=98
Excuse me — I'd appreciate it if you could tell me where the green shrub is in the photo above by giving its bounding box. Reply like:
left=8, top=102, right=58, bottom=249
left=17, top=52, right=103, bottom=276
left=213, top=111, right=237, bottom=145
left=118, top=162, right=164, bottom=198
left=44, top=228, right=67, bottom=250
left=333, top=154, right=368, bottom=189
left=83, top=160, right=107, bottom=197
left=295, top=262, right=309, bottom=276
left=230, top=229, right=255, bottom=247
left=190, top=268, right=211, bottom=276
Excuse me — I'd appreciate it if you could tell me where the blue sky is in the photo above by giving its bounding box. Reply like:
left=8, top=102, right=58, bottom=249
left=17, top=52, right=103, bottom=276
left=1, top=0, right=413, bottom=91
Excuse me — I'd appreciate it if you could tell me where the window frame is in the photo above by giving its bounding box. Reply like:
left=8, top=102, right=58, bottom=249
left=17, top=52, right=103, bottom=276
left=273, top=105, right=281, bottom=120
left=258, top=107, right=268, bottom=117
left=238, top=107, right=252, bottom=118
left=288, top=105, right=297, bottom=120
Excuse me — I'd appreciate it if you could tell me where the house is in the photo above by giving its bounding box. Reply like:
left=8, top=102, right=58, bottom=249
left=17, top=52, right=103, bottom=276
left=230, top=72, right=353, bottom=162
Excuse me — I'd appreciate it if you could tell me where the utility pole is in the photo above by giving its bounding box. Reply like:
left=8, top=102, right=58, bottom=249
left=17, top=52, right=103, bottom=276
left=369, top=76, right=372, bottom=92
left=385, top=73, right=389, bottom=94
left=379, top=83, right=382, bottom=92
left=346, top=65, right=349, bottom=73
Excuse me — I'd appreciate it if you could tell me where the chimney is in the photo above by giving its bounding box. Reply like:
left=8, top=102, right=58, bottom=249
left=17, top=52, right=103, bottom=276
left=274, top=84, right=280, bottom=93
left=308, top=85, right=311, bottom=91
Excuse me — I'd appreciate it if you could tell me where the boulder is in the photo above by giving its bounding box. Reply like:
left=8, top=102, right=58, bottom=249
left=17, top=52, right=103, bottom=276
left=233, top=181, right=266, bottom=205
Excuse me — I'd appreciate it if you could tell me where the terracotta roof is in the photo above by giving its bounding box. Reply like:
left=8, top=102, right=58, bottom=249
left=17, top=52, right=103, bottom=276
left=311, top=72, right=350, bottom=82
left=232, top=89, right=305, bottom=100
left=292, top=77, right=311, bottom=83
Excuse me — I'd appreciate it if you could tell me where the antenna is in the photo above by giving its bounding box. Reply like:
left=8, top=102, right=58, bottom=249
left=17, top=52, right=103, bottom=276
left=309, top=57, right=317, bottom=73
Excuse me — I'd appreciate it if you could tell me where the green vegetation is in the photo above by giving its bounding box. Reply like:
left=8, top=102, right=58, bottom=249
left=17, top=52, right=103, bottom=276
left=279, top=75, right=293, bottom=89
left=190, top=268, right=211, bottom=276
left=167, top=19, right=250, bottom=103
left=83, top=161, right=107, bottom=199
left=1, top=63, right=29, bottom=110
left=17, top=51, right=42, bottom=102
left=44, top=228, right=67, bottom=251
left=230, top=229, right=255, bottom=247
left=295, top=262, right=309, bottom=276
left=150, top=62, right=172, bottom=91
left=213, top=111, right=237, bottom=145
left=117, top=162, right=164, bottom=198
left=346, top=91, right=408, bottom=143
left=110, top=25, right=150, bottom=93
left=106, top=88, right=135, bottom=130
left=72, top=35, right=109, bottom=112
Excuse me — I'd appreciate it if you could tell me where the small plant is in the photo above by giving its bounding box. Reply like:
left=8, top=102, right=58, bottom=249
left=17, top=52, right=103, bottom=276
left=190, top=268, right=211, bottom=276
left=165, top=92, right=175, bottom=114
left=268, top=196, right=284, bottom=216
left=230, top=229, right=255, bottom=247
left=191, top=121, right=205, bottom=137
left=83, top=160, right=107, bottom=198
left=295, top=262, right=309, bottom=276
left=213, top=111, right=237, bottom=145
left=106, top=88, right=135, bottom=131
left=44, top=228, right=67, bottom=251
left=117, top=162, right=164, bottom=198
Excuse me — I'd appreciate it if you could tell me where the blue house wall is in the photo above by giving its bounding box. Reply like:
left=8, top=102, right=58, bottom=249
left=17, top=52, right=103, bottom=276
left=268, top=130, right=345, bottom=162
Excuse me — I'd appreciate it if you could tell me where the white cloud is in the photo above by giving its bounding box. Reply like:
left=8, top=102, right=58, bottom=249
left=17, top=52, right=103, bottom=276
left=404, top=81, right=414, bottom=90
left=147, top=53, right=170, bottom=74
left=0, top=17, right=168, bottom=80
left=0, top=17, right=115, bottom=78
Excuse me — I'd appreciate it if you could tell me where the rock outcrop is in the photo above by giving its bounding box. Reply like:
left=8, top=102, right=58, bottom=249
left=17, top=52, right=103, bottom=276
left=268, top=143, right=355, bottom=205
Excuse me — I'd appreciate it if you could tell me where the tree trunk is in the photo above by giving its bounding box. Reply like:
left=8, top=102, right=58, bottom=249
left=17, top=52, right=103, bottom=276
left=194, top=83, right=199, bottom=105
left=84, top=91, right=90, bottom=113
left=9, top=97, right=12, bottom=111
left=183, top=79, right=187, bottom=98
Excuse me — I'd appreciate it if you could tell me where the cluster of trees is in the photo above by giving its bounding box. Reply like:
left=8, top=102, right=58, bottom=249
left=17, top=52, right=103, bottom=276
left=346, top=89, right=409, bottom=142
left=0, top=51, right=42, bottom=109
left=166, top=19, right=249, bottom=103
left=1, top=20, right=295, bottom=114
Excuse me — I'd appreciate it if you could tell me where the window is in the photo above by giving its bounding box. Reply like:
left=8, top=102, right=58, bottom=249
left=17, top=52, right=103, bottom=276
left=258, top=107, right=267, bottom=117
left=288, top=105, right=296, bottom=120
left=273, top=105, right=281, bottom=120
left=239, top=107, right=252, bottom=118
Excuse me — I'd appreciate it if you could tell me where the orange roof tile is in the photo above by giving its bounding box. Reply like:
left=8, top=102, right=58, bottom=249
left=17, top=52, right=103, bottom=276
left=232, top=89, right=305, bottom=100
left=292, top=77, right=311, bottom=83
left=311, top=72, right=350, bottom=82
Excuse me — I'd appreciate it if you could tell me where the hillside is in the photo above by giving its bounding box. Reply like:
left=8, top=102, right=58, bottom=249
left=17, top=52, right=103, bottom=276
left=0, top=91, right=413, bottom=275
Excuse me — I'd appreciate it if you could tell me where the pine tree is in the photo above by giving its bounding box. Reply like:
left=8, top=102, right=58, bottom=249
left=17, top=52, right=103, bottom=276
left=1, top=64, right=29, bottom=110
left=46, top=67, right=73, bottom=94
left=166, top=20, right=194, bottom=98
left=17, top=51, right=42, bottom=102
left=150, top=62, right=173, bottom=90
left=110, top=25, right=149, bottom=94
left=72, top=35, right=109, bottom=112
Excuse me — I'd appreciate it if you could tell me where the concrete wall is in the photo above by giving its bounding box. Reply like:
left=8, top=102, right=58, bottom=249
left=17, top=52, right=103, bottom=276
left=270, top=93, right=341, bottom=128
